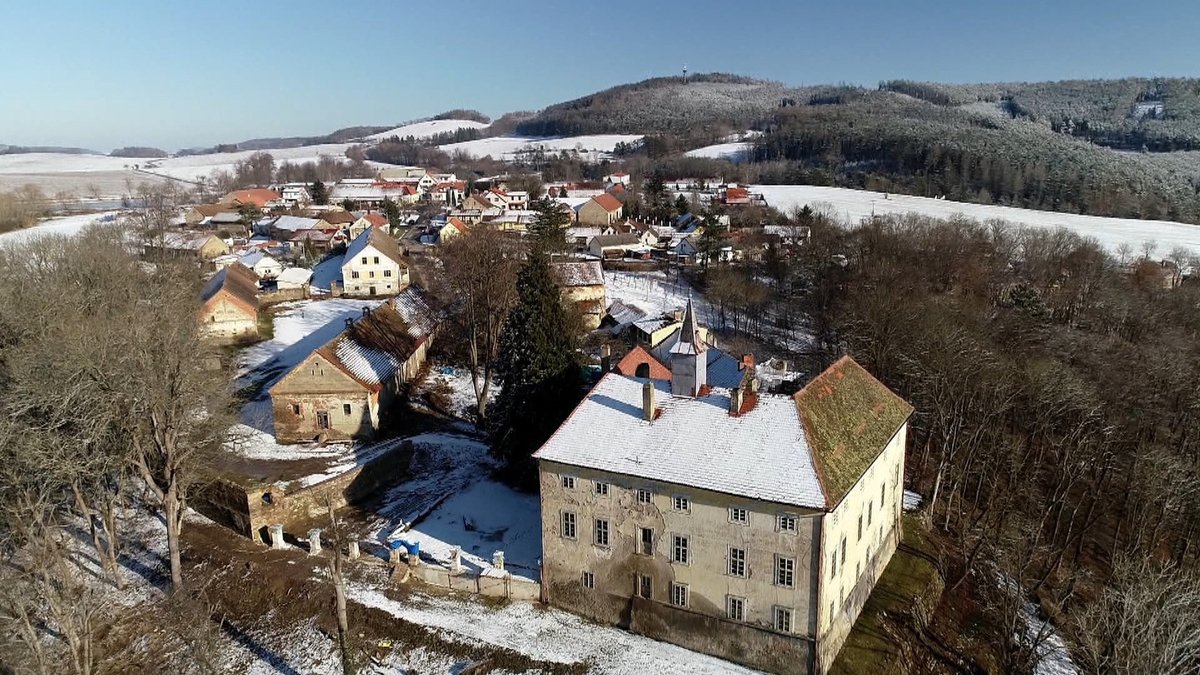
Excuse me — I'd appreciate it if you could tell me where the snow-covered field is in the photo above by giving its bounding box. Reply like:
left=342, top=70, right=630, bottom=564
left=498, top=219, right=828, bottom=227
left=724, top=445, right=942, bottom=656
left=754, top=184, right=1200, bottom=255
left=361, top=119, right=488, bottom=142
left=438, top=134, right=642, bottom=161
left=604, top=269, right=707, bottom=321
left=238, top=298, right=381, bottom=375
left=686, top=141, right=752, bottom=162
left=348, top=585, right=763, bottom=674
left=0, top=211, right=120, bottom=245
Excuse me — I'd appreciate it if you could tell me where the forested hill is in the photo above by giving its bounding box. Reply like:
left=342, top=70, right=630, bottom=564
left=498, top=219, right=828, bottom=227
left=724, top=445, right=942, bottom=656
left=520, top=74, right=1200, bottom=223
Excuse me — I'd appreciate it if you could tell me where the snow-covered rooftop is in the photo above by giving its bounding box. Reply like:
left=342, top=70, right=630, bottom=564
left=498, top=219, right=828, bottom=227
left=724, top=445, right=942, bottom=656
left=534, top=374, right=827, bottom=509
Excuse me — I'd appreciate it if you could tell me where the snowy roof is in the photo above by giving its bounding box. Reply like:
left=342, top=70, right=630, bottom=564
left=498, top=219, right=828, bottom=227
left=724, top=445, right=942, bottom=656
left=590, top=234, right=640, bottom=248
left=551, top=261, right=604, bottom=287
left=276, top=267, right=313, bottom=285
left=603, top=300, right=647, bottom=330
left=200, top=262, right=258, bottom=315
left=239, top=250, right=277, bottom=268
left=389, top=287, right=437, bottom=341
left=534, top=374, right=828, bottom=509
left=271, top=215, right=322, bottom=232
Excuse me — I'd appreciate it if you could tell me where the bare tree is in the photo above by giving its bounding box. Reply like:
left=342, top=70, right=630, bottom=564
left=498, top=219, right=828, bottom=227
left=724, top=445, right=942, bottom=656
left=440, top=226, right=522, bottom=421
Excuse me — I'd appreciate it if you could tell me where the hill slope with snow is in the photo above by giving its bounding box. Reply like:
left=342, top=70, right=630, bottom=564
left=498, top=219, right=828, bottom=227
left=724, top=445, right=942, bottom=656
left=362, top=119, right=489, bottom=142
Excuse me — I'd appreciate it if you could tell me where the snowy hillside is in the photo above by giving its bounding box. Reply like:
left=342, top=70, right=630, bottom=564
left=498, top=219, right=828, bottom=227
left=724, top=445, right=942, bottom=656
left=438, top=134, right=642, bottom=161
left=754, top=184, right=1200, bottom=254
left=686, top=141, right=752, bottom=162
left=360, top=119, right=488, bottom=142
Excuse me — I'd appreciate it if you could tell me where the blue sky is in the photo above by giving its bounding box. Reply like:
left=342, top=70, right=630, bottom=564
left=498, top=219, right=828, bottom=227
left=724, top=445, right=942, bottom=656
left=2, top=0, right=1195, bottom=151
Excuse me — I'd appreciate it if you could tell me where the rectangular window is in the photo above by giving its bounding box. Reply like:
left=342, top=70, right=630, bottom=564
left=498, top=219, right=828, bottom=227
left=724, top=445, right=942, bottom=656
left=670, top=582, right=688, bottom=608
left=561, top=475, right=575, bottom=489
left=728, top=547, right=747, bottom=577
left=774, top=606, right=793, bottom=633
left=727, top=595, right=746, bottom=621
left=638, top=574, right=652, bottom=599
left=360, top=257, right=367, bottom=264
left=672, top=495, right=690, bottom=512
left=881, top=482, right=886, bottom=509
left=640, top=527, right=653, bottom=555
left=778, top=513, right=797, bottom=532
left=290, top=403, right=301, bottom=416
left=868, top=502, right=873, bottom=527
left=561, top=511, right=577, bottom=539
left=342, top=403, right=352, bottom=416
left=594, top=481, right=609, bottom=496
left=775, top=556, right=795, bottom=588
left=594, top=519, right=609, bottom=547
left=351, top=271, right=360, bottom=279
left=369, top=271, right=375, bottom=278
left=729, top=507, right=748, bottom=525
left=373, top=256, right=380, bottom=264
left=857, top=515, right=863, bottom=541
left=637, top=489, right=652, bottom=504
left=582, top=571, right=594, bottom=589
left=384, top=269, right=392, bottom=277
left=841, top=538, right=847, bottom=565
left=315, top=411, right=330, bottom=429
left=672, top=535, right=689, bottom=564
left=831, top=552, right=838, bottom=579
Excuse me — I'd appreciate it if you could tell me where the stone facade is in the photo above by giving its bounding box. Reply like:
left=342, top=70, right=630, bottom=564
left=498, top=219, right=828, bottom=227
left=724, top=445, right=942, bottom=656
left=269, top=351, right=384, bottom=443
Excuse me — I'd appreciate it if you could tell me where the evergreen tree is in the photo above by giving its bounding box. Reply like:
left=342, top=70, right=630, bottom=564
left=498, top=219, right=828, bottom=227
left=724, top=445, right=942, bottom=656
left=492, top=249, right=581, bottom=488
left=382, top=197, right=401, bottom=226
left=340, top=198, right=357, bottom=212
left=527, top=196, right=571, bottom=256
left=310, top=180, right=329, bottom=205
left=696, top=219, right=728, bottom=268
left=675, top=193, right=691, bottom=216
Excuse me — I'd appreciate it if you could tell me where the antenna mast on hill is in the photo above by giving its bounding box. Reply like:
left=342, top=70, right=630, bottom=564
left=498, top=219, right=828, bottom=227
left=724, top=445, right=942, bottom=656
left=683, top=65, right=688, bottom=83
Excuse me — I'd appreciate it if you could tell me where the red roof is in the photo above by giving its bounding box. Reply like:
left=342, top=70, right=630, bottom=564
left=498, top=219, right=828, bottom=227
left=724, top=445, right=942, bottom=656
left=590, top=193, right=623, bottom=213
left=613, top=346, right=671, bottom=381
left=226, top=188, right=281, bottom=208
left=725, top=187, right=750, bottom=204
left=364, top=213, right=388, bottom=227
left=608, top=183, right=626, bottom=194
left=447, top=217, right=469, bottom=234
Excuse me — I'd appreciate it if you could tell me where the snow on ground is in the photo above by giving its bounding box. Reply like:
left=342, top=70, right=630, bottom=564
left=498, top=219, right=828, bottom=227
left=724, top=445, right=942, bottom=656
left=419, top=364, right=496, bottom=419
left=1027, top=599, right=1080, bottom=675
left=347, top=584, right=763, bottom=675
left=226, top=423, right=348, bottom=462
left=238, top=298, right=380, bottom=375
left=686, top=141, right=752, bottom=162
left=604, top=269, right=707, bottom=322
left=309, top=254, right=344, bottom=293
left=360, top=119, right=489, bottom=142
left=0, top=211, right=120, bottom=245
left=903, top=489, right=924, bottom=512
left=754, top=184, right=1200, bottom=255
left=438, top=134, right=642, bottom=162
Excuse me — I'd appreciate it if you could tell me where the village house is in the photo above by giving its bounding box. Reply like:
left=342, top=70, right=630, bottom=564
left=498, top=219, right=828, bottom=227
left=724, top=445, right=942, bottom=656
left=588, top=233, right=642, bottom=259
left=275, top=266, right=313, bottom=292
left=199, top=262, right=259, bottom=343
left=533, top=303, right=913, bottom=674
left=209, top=211, right=246, bottom=232
left=604, top=171, right=631, bottom=186
left=238, top=251, right=283, bottom=280
left=438, top=217, right=469, bottom=243
left=550, top=261, right=607, bottom=330
left=145, top=232, right=230, bottom=262
left=577, top=193, right=624, bottom=226
left=459, top=193, right=494, bottom=212
left=221, top=188, right=282, bottom=209
left=268, top=288, right=437, bottom=443
left=277, top=183, right=312, bottom=207
left=183, top=203, right=227, bottom=227
left=340, top=226, right=409, bottom=297
left=348, top=212, right=389, bottom=241
left=289, top=229, right=334, bottom=254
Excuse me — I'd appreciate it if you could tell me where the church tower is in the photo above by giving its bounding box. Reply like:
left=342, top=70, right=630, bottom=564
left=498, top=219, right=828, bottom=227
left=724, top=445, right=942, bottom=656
left=670, top=299, right=707, bottom=396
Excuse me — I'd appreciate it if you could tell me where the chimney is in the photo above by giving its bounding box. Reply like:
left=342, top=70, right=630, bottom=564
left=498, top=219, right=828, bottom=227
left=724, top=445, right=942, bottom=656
left=672, top=307, right=684, bottom=322
left=344, top=317, right=354, bottom=329
left=642, top=381, right=655, bottom=422
left=730, top=387, right=743, bottom=415
left=362, top=306, right=370, bottom=317
left=600, top=344, right=612, bottom=372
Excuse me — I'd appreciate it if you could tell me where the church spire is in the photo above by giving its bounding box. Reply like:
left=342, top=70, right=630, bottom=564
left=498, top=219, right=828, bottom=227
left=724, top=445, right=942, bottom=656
left=670, top=298, right=707, bottom=396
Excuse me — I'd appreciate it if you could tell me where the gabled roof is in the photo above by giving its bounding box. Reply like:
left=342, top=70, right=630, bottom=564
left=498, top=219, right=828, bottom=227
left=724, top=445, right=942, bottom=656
left=613, top=346, right=671, bottom=380
left=443, top=217, right=469, bottom=234
left=344, top=226, right=407, bottom=268
left=793, top=356, right=914, bottom=507
left=276, top=267, right=313, bottom=285
left=321, top=210, right=356, bottom=225
left=550, top=261, right=604, bottom=287
left=226, top=188, right=281, bottom=208
left=588, top=193, right=623, bottom=213
left=190, top=203, right=226, bottom=217
left=363, top=213, right=388, bottom=227
left=201, top=262, right=258, bottom=316
left=270, top=215, right=323, bottom=232
left=534, top=374, right=827, bottom=509
left=308, top=299, right=434, bottom=392
left=590, top=233, right=640, bottom=248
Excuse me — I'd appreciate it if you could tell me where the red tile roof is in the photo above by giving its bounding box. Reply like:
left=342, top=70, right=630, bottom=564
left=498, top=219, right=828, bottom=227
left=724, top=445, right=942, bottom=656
left=613, top=345, right=672, bottom=381
left=364, top=213, right=388, bottom=227
left=226, top=188, right=281, bottom=208
left=447, top=217, right=469, bottom=234
left=590, top=193, right=623, bottom=213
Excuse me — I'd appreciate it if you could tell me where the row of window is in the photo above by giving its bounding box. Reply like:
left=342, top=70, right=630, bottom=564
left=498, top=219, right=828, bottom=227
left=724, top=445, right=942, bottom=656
left=561, top=514, right=798, bottom=588
left=349, top=269, right=393, bottom=279
left=560, top=475, right=799, bottom=532
left=288, top=402, right=355, bottom=418
left=581, top=572, right=795, bottom=633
